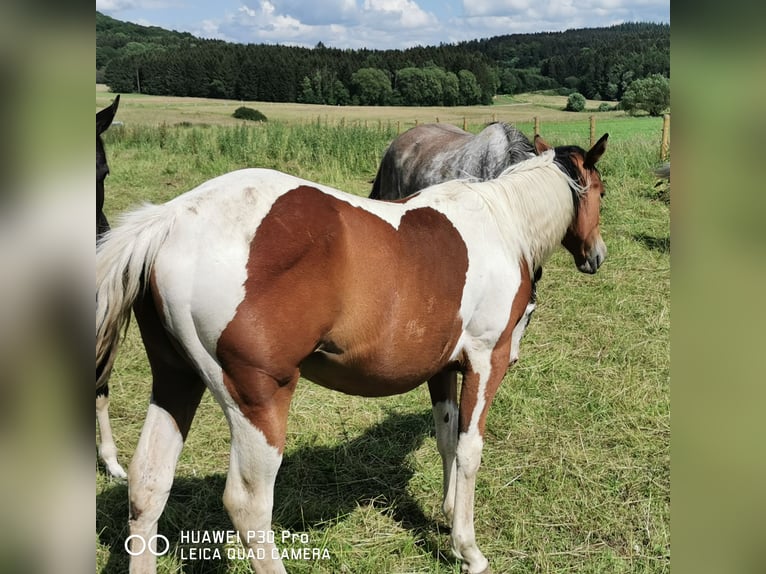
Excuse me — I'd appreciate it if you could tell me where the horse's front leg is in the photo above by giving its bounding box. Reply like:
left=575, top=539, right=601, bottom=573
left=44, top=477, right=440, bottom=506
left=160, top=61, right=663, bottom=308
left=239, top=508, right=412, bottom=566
left=427, top=370, right=459, bottom=523
left=451, top=348, right=510, bottom=574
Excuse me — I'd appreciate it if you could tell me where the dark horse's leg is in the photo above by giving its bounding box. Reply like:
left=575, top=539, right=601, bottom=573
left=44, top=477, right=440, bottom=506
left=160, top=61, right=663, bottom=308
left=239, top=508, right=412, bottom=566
left=428, top=369, right=459, bottom=523
left=97, top=209, right=127, bottom=478
left=96, top=383, right=127, bottom=478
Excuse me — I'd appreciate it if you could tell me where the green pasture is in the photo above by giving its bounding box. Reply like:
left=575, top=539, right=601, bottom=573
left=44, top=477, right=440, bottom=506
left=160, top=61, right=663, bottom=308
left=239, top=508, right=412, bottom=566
left=96, top=94, right=669, bottom=573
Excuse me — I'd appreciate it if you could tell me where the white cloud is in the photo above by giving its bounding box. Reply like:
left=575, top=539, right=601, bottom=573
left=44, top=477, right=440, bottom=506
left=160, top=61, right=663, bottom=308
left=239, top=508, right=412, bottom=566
left=362, top=0, right=437, bottom=29
left=460, top=0, right=665, bottom=21
left=271, top=0, right=358, bottom=25
left=211, top=1, right=337, bottom=46
left=456, top=0, right=670, bottom=35
left=462, top=0, right=532, bottom=17
left=98, top=0, right=668, bottom=50
left=97, top=0, right=178, bottom=11
left=97, top=0, right=135, bottom=10
left=194, top=19, right=232, bottom=40
left=204, top=0, right=442, bottom=48
left=236, top=2, right=306, bottom=32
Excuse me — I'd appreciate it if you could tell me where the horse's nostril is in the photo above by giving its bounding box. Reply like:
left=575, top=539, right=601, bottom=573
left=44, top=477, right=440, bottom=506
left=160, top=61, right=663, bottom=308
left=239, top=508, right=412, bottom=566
left=597, top=249, right=606, bottom=268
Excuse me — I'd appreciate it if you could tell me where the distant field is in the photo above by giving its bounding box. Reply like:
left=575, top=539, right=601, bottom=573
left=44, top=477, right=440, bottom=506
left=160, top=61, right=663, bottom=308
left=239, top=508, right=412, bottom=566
left=95, top=85, right=650, bottom=137
left=96, top=91, right=669, bottom=574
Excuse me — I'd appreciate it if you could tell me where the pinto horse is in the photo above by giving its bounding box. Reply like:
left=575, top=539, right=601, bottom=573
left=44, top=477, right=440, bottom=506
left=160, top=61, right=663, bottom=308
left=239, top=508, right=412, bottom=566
left=370, top=122, right=536, bottom=200
left=96, top=134, right=608, bottom=574
left=96, top=94, right=127, bottom=479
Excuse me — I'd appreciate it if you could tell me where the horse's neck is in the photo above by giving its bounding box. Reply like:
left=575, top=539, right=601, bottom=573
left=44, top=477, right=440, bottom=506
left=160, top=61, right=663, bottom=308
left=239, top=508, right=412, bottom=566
left=481, top=165, right=575, bottom=271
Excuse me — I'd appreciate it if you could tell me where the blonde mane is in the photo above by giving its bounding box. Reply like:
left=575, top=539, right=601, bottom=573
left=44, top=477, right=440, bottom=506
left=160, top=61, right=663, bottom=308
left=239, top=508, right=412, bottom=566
left=462, top=150, right=581, bottom=272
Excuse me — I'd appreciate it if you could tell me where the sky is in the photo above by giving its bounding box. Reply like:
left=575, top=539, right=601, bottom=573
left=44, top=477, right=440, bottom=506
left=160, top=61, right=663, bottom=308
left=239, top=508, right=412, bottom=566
left=96, top=0, right=670, bottom=51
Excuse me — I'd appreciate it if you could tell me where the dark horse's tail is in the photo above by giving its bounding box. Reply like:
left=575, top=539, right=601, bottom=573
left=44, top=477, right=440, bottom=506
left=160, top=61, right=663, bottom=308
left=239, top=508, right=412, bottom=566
left=369, top=143, right=399, bottom=200
left=96, top=203, right=176, bottom=388
left=369, top=160, right=386, bottom=200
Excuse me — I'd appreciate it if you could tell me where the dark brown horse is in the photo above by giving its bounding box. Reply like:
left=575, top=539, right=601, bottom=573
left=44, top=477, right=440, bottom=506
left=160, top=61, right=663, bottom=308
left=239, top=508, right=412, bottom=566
left=97, top=134, right=608, bottom=574
left=370, top=122, right=535, bottom=200
left=96, top=94, right=126, bottom=479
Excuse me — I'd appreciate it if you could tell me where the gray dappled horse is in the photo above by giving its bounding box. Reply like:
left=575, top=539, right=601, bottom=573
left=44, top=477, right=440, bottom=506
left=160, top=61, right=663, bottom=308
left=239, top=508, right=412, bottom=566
left=370, top=122, right=536, bottom=200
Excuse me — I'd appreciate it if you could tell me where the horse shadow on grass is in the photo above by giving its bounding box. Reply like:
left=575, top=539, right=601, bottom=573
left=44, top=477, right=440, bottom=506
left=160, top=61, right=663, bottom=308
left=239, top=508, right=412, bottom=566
left=97, top=410, right=456, bottom=573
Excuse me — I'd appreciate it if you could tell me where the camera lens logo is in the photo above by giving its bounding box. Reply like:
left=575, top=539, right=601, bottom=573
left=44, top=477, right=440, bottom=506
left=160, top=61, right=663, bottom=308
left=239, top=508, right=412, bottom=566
left=125, top=534, right=170, bottom=556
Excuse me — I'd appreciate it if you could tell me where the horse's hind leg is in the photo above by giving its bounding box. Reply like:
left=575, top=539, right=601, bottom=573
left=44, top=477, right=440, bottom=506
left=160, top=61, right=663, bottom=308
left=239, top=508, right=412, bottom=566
left=127, top=366, right=205, bottom=574
left=428, top=370, right=459, bottom=523
left=127, top=293, right=206, bottom=574
left=97, top=384, right=127, bottom=479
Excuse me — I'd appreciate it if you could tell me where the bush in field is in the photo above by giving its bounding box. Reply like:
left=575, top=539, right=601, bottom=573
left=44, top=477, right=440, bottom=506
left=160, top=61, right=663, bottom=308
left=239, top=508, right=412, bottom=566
left=233, top=107, right=267, bottom=122
left=565, top=92, right=586, bottom=112
left=621, top=74, right=670, bottom=116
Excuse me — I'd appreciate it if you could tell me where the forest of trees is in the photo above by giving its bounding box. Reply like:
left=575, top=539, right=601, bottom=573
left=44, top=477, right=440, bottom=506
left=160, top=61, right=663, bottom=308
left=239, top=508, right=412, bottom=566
left=97, top=12, right=669, bottom=107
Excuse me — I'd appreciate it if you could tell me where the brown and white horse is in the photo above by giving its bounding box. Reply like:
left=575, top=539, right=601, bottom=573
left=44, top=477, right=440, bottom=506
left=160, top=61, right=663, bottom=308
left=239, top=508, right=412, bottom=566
left=96, top=134, right=608, bottom=574
left=96, top=94, right=127, bottom=479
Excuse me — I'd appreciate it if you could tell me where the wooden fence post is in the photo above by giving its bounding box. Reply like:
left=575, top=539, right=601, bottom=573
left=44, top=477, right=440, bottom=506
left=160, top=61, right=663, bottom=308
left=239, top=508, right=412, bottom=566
left=661, top=114, right=670, bottom=161
left=396, top=121, right=401, bottom=134
left=534, top=116, right=540, bottom=135
left=590, top=115, right=596, bottom=147
left=463, top=117, right=467, bottom=131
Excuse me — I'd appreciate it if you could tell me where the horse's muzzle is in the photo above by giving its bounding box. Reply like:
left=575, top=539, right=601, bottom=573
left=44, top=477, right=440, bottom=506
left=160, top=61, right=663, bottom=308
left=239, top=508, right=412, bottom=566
left=578, top=238, right=607, bottom=274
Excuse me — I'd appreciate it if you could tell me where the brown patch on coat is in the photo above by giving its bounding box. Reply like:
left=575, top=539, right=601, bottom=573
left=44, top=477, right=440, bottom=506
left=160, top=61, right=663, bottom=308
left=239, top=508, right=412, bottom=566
left=217, top=185, right=470, bottom=448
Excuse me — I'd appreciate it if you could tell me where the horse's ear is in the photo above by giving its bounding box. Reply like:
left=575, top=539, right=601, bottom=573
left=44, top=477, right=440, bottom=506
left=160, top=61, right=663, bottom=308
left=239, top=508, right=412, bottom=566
left=585, top=133, right=608, bottom=167
left=533, top=134, right=551, bottom=154
left=97, top=95, right=120, bottom=135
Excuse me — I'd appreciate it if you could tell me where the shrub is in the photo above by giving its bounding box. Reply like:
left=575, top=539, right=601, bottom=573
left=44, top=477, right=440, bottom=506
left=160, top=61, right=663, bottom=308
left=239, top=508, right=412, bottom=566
left=565, top=92, right=586, bottom=112
left=621, top=74, right=670, bottom=116
left=598, top=102, right=612, bottom=112
left=233, top=106, right=267, bottom=122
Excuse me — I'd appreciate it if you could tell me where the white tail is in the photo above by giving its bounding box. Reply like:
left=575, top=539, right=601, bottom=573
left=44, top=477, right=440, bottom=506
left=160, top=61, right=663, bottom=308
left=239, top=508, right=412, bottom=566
left=96, top=203, right=176, bottom=388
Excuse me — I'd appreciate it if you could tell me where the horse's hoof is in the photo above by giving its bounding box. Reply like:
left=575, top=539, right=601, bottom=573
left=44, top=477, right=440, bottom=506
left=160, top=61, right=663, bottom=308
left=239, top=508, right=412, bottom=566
left=104, top=462, right=128, bottom=480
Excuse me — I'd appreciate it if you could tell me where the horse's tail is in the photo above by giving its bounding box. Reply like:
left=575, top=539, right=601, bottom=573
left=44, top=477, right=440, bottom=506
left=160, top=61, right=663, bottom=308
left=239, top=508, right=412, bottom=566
left=369, top=147, right=402, bottom=200
left=96, top=203, right=176, bottom=389
left=369, top=161, right=385, bottom=199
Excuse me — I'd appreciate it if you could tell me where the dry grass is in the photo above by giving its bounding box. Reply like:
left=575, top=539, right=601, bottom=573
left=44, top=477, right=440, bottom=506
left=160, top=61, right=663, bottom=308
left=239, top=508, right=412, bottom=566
left=96, top=93, right=669, bottom=573
left=96, top=85, right=626, bottom=130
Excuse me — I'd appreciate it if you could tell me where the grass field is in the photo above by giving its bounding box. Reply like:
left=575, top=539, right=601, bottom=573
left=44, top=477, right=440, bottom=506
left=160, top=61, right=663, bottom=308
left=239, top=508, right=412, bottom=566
left=96, top=91, right=670, bottom=573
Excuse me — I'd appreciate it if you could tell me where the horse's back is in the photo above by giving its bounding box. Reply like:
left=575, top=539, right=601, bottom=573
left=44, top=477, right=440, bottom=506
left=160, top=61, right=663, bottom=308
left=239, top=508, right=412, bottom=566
left=370, top=122, right=533, bottom=201
left=371, top=124, right=474, bottom=200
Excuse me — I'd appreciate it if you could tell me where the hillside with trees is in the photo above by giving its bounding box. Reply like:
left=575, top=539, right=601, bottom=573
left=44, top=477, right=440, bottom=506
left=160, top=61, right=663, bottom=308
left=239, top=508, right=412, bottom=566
left=97, top=12, right=668, bottom=107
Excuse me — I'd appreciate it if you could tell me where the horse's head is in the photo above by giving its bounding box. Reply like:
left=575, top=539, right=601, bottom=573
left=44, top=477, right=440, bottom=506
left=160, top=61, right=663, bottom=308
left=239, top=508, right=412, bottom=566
left=535, top=133, right=608, bottom=274
left=97, top=95, right=120, bottom=238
